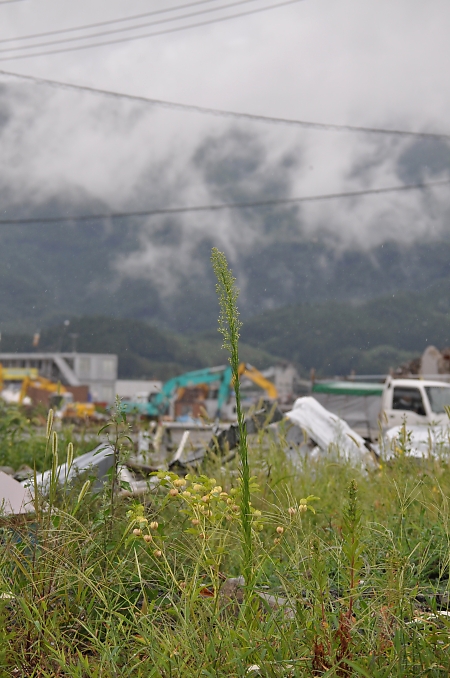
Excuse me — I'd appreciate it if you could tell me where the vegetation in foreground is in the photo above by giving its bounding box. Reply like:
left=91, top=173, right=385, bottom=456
left=1, top=407, right=450, bottom=676
left=2, top=249, right=450, bottom=676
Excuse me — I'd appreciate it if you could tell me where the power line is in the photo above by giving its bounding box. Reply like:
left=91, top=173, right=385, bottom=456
left=0, top=0, right=267, bottom=53
left=1, top=179, right=448, bottom=225
left=1, top=68, right=449, bottom=141
left=0, top=0, right=304, bottom=61
left=0, top=0, right=235, bottom=43
left=0, top=0, right=27, bottom=4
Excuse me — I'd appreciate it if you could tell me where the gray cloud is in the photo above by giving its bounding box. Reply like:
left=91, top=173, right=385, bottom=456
left=0, top=0, right=449, bottom=329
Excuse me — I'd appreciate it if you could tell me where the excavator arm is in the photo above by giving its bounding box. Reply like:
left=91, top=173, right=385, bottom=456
left=237, top=363, right=278, bottom=400
left=121, top=362, right=277, bottom=419
left=121, top=365, right=234, bottom=417
left=149, top=365, right=233, bottom=417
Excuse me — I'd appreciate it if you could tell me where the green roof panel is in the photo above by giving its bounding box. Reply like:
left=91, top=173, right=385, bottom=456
left=312, top=381, right=384, bottom=397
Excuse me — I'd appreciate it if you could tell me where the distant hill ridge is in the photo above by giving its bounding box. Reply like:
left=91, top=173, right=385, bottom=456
left=2, top=276, right=449, bottom=379
left=1, top=190, right=450, bottom=336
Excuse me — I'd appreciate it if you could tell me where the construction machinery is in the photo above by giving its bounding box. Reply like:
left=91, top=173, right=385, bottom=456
left=121, top=363, right=278, bottom=420
left=0, top=365, right=38, bottom=392
left=18, top=375, right=96, bottom=420
left=19, top=375, right=67, bottom=406
left=0, top=365, right=40, bottom=404
left=238, top=362, right=278, bottom=400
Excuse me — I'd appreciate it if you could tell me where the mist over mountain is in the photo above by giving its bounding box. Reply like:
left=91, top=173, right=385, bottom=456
left=5, top=274, right=450, bottom=379
left=1, top=81, right=450, bottom=336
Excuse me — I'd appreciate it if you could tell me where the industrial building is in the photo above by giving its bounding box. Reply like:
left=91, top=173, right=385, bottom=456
left=0, top=352, right=118, bottom=403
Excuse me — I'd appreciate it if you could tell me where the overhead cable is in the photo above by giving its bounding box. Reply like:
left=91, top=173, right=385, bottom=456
left=0, top=179, right=448, bottom=225
left=0, top=0, right=226, bottom=42
left=0, top=0, right=305, bottom=61
left=1, top=68, right=449, bottom=141
left=0, top=0, right=270, bottom=53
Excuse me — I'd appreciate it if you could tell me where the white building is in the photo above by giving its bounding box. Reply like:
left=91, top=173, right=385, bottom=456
left=115, top=379, right=162, bottom=403
left=0, top=352, right=118, bottom=403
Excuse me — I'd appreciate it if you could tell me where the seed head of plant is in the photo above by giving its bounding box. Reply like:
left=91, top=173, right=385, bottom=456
left=150, top=521, right=159, bottom=530
left=210, top=247, right=241, bottom=357
left=66, top=441, right=74, bottom=470
left=46, top=408, right=54, bottom=439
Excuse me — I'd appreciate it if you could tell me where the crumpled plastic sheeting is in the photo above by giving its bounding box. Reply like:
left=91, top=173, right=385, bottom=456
left=384, top=425, right=450, bottom=459
left=0, top=471, right=34, bottom=515
left=22, top=444, right=115, bottom=492
left=285, top=397, right=373, bottom=467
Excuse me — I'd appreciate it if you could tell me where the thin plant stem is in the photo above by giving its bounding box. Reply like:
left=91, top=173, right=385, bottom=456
left=211, top=248, right=253, bottom=596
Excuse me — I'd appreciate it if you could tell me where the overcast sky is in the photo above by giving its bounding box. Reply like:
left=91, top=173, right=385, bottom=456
left=0, top=0, right=449, bottom=266
left=1, top=0, right=448, bottom=127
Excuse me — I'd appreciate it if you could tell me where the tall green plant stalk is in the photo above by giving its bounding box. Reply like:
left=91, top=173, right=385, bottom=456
left=211, top=247, right=253, bottom=594
left=98, top=396, right=132, bottom=541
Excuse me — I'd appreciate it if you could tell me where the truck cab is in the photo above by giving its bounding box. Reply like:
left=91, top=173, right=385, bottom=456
left=381, top=377, right=450, bottom=428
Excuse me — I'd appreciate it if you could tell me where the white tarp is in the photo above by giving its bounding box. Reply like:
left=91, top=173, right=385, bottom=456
left=23, top=444, right=116, bottom=492
left=384, top=425, right=450, bottom=459
left=285, top=396, right=373, bottom=466
left=0, top=471, right=34, bottom=515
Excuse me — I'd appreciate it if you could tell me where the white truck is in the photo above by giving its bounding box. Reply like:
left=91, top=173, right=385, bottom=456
left=380, top=377, right=450, bottom=428
left=312, top=377, right=450, bottom=440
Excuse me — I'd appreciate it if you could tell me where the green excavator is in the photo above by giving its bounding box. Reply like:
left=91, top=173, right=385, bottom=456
left=120, top=363, right=277, bottom=419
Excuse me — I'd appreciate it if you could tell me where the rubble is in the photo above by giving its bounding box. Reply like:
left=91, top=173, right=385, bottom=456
left=24, top=444, right=116, bottom=492
left=217, top=577, right=295, bottom=620
left=24, top=444, right=160, bottom=497
left=284, top=397, right=375, bottom=467
left=206, top=403, right=284, bottom=458
left=395, top=345, right=450, bottom=378
left=384, top=424, right=450, bottom=459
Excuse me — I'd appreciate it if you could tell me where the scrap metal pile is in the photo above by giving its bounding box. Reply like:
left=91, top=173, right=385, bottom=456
left=4, top=395, right=449, bottom=514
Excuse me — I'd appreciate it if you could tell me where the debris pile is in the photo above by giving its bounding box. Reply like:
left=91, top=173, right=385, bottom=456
left=284, top=397, right=375, bottom=467
left=384, top=424, right=450, bottom=459
left=395, top=345, right=450, bottom=378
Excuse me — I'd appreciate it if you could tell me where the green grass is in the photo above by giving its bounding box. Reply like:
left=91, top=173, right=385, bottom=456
left=1, top=410, right=450, bottom=676
left=2, top=247, right=450, bottom=676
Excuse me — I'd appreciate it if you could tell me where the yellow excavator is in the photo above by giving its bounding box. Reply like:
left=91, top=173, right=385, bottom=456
left=0, top=365, right=39, bottom=393
left=19, top=375, right=96, bottom=420
left=237, top=362, right=278, bottom=399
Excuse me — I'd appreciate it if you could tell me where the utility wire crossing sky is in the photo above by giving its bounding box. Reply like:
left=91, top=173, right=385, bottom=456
left=0, top=0, right=305, bottom=60
left=1, top=179, right=448, bottom=225
left=1, top=69, right=448, bottom=141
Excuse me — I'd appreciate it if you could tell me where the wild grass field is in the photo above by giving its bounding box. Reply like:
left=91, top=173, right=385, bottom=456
left=1, top=250, right=449, bottom=677
left=1, top=404, right=450, bottom=677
